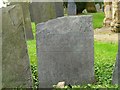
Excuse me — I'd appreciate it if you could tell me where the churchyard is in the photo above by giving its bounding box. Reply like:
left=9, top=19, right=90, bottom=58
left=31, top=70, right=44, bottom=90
left=1, top=0, right=120, bottom=89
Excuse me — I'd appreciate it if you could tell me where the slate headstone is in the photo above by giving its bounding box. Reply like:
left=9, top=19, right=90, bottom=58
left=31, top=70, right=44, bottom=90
left=29, top=2, right=56, bottom=24
left=2, top=5, right=32, bottom=88
left=112, top=40, right=120, bottom=85
left=0, top=8, right=2, bottom=89
left=55, top=2, right=64, bottom=17
left=8, top=2, right=34, bottom=40
left=36, top=16, right=94, bottom=88
left=68, top=0, right=76, bottom=15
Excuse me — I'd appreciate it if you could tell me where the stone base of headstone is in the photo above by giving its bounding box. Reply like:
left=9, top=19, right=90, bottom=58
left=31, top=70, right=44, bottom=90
left=2, top=4, right=32, bottom=88
left=36, top=16, right=94, bottom=88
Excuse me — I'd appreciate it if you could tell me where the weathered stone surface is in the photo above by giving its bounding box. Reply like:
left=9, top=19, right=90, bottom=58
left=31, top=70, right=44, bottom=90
left=55, top=2, right=64, bottom=17
left=111, top=0, right=120, bottom=32
left=36, top=16, right=94, bottom=88
left=2, top=5, right=32, bottom=88
left=29, top=2, right=56, bottom=24
left=8, top=2, right=34, bottom=40
left=95, top=4, right=101, bottom=12
left=112, top=40, right=120, bottom=84
left=0, top=8, right=2, bottom=89
left=112, top=54, right=120, bottom=84
left=103, top=0, right=112, bottom=26
left=68, top=0, right=76, bottom=15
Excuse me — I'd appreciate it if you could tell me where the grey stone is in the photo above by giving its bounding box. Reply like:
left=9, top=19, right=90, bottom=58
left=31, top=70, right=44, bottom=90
left=95, top=4, right=101, bottom=12
left=8, top=2, right=34, bottom=40
left=0, top=8, right=2, bottom=89
left=29, top=2, right=56, bottom=24
left=112, top=55, right=120, bottom=84
left=68, top=0, right=76, bottom=15
left=2, top=5, right=32, bottom=88
left=36, top=16, right=94, bottom=88
left=55, top=2, right=64, bottom=17
left=112, top=40, right=120, bottom=85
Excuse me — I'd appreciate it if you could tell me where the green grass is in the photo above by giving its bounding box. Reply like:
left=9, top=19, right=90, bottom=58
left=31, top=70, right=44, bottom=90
left=27, top=38, right=118, bottom=88
left=89, top=12, right=105, bottom=29
left=27, top=12, right=118, bottom=88
left=78, top=12, right=104, bottom=29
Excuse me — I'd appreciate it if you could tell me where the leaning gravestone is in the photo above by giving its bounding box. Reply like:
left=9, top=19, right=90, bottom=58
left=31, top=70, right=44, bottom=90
left=2, top=5, right=32, bottom=88
left=8, top=1, right=34, bottom=40
left=112, top=40, right=120, bottom=84
left=68, top=0, right=76, bottom=15
left=36, top=16, right=94, bottom=88
left=29, top=2, right=56, bottom=24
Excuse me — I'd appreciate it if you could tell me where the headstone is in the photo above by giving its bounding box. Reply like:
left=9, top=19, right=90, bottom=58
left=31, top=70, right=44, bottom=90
left=8, top=2, right=34, bottom=40
left=68, top=0, right=76, bottom=15
left=2, top=5, right=32, bottom=88
left=55, top=2, right=64, bottom=17
left=0, top=8, right=2, bottom=90
left=95, top=4, right=101, bottom=12
left=36, top=16, right=94, bottom=88
left=112, top=55, right=120, bottom=84
left=112, top=40, right=120, bottom=84
left=21, top=2, right=34, bottom=40
left=29, top=2, right=56, bottom=24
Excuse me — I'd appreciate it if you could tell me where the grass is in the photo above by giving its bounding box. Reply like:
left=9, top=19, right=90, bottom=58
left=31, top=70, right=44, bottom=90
left=89, top=12, right=105, bottom=29
left=81, top=12, right=105, bottom=29
left=27, top=12, right=118, bottom=89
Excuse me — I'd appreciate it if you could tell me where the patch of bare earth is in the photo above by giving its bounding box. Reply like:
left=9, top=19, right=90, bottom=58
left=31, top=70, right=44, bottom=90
left=94, top=27, right=119, bottom=42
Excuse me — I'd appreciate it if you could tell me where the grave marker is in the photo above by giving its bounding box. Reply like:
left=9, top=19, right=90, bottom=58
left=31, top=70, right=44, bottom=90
left=112, top=40, right=120, bottom=84
left=29, top=2, right=56, bottom=24
left=36, top=16, right=94, bottom=88
left=68, top=0, right=76, bottom=15
left=2, top=5, right=32, bottom=88
left=8, top=2, right=34, bottom=40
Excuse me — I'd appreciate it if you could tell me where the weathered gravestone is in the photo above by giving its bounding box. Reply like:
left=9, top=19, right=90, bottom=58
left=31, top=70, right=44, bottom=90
left=68, top=0, right=76, bottom=15
left=0, top=8, right=2, bottom=90
left=95, top=4, right=101, bottom=12
left=55, top=2, right=64, bottom=17
left=8, top=1, right=34, bottom=40
left=36, top=16, right=94, bottom=88
left=112, top=40, right=120, bottom=84
left=29, top=2, right=56, bottom=24
left=2, top=5, right=32, bottom=88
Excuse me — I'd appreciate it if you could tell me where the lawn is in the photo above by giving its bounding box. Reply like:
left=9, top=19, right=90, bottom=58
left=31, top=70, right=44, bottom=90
left=27, top=12, right=118, bottom=89
left=89, top=12, right=105, bottom=29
